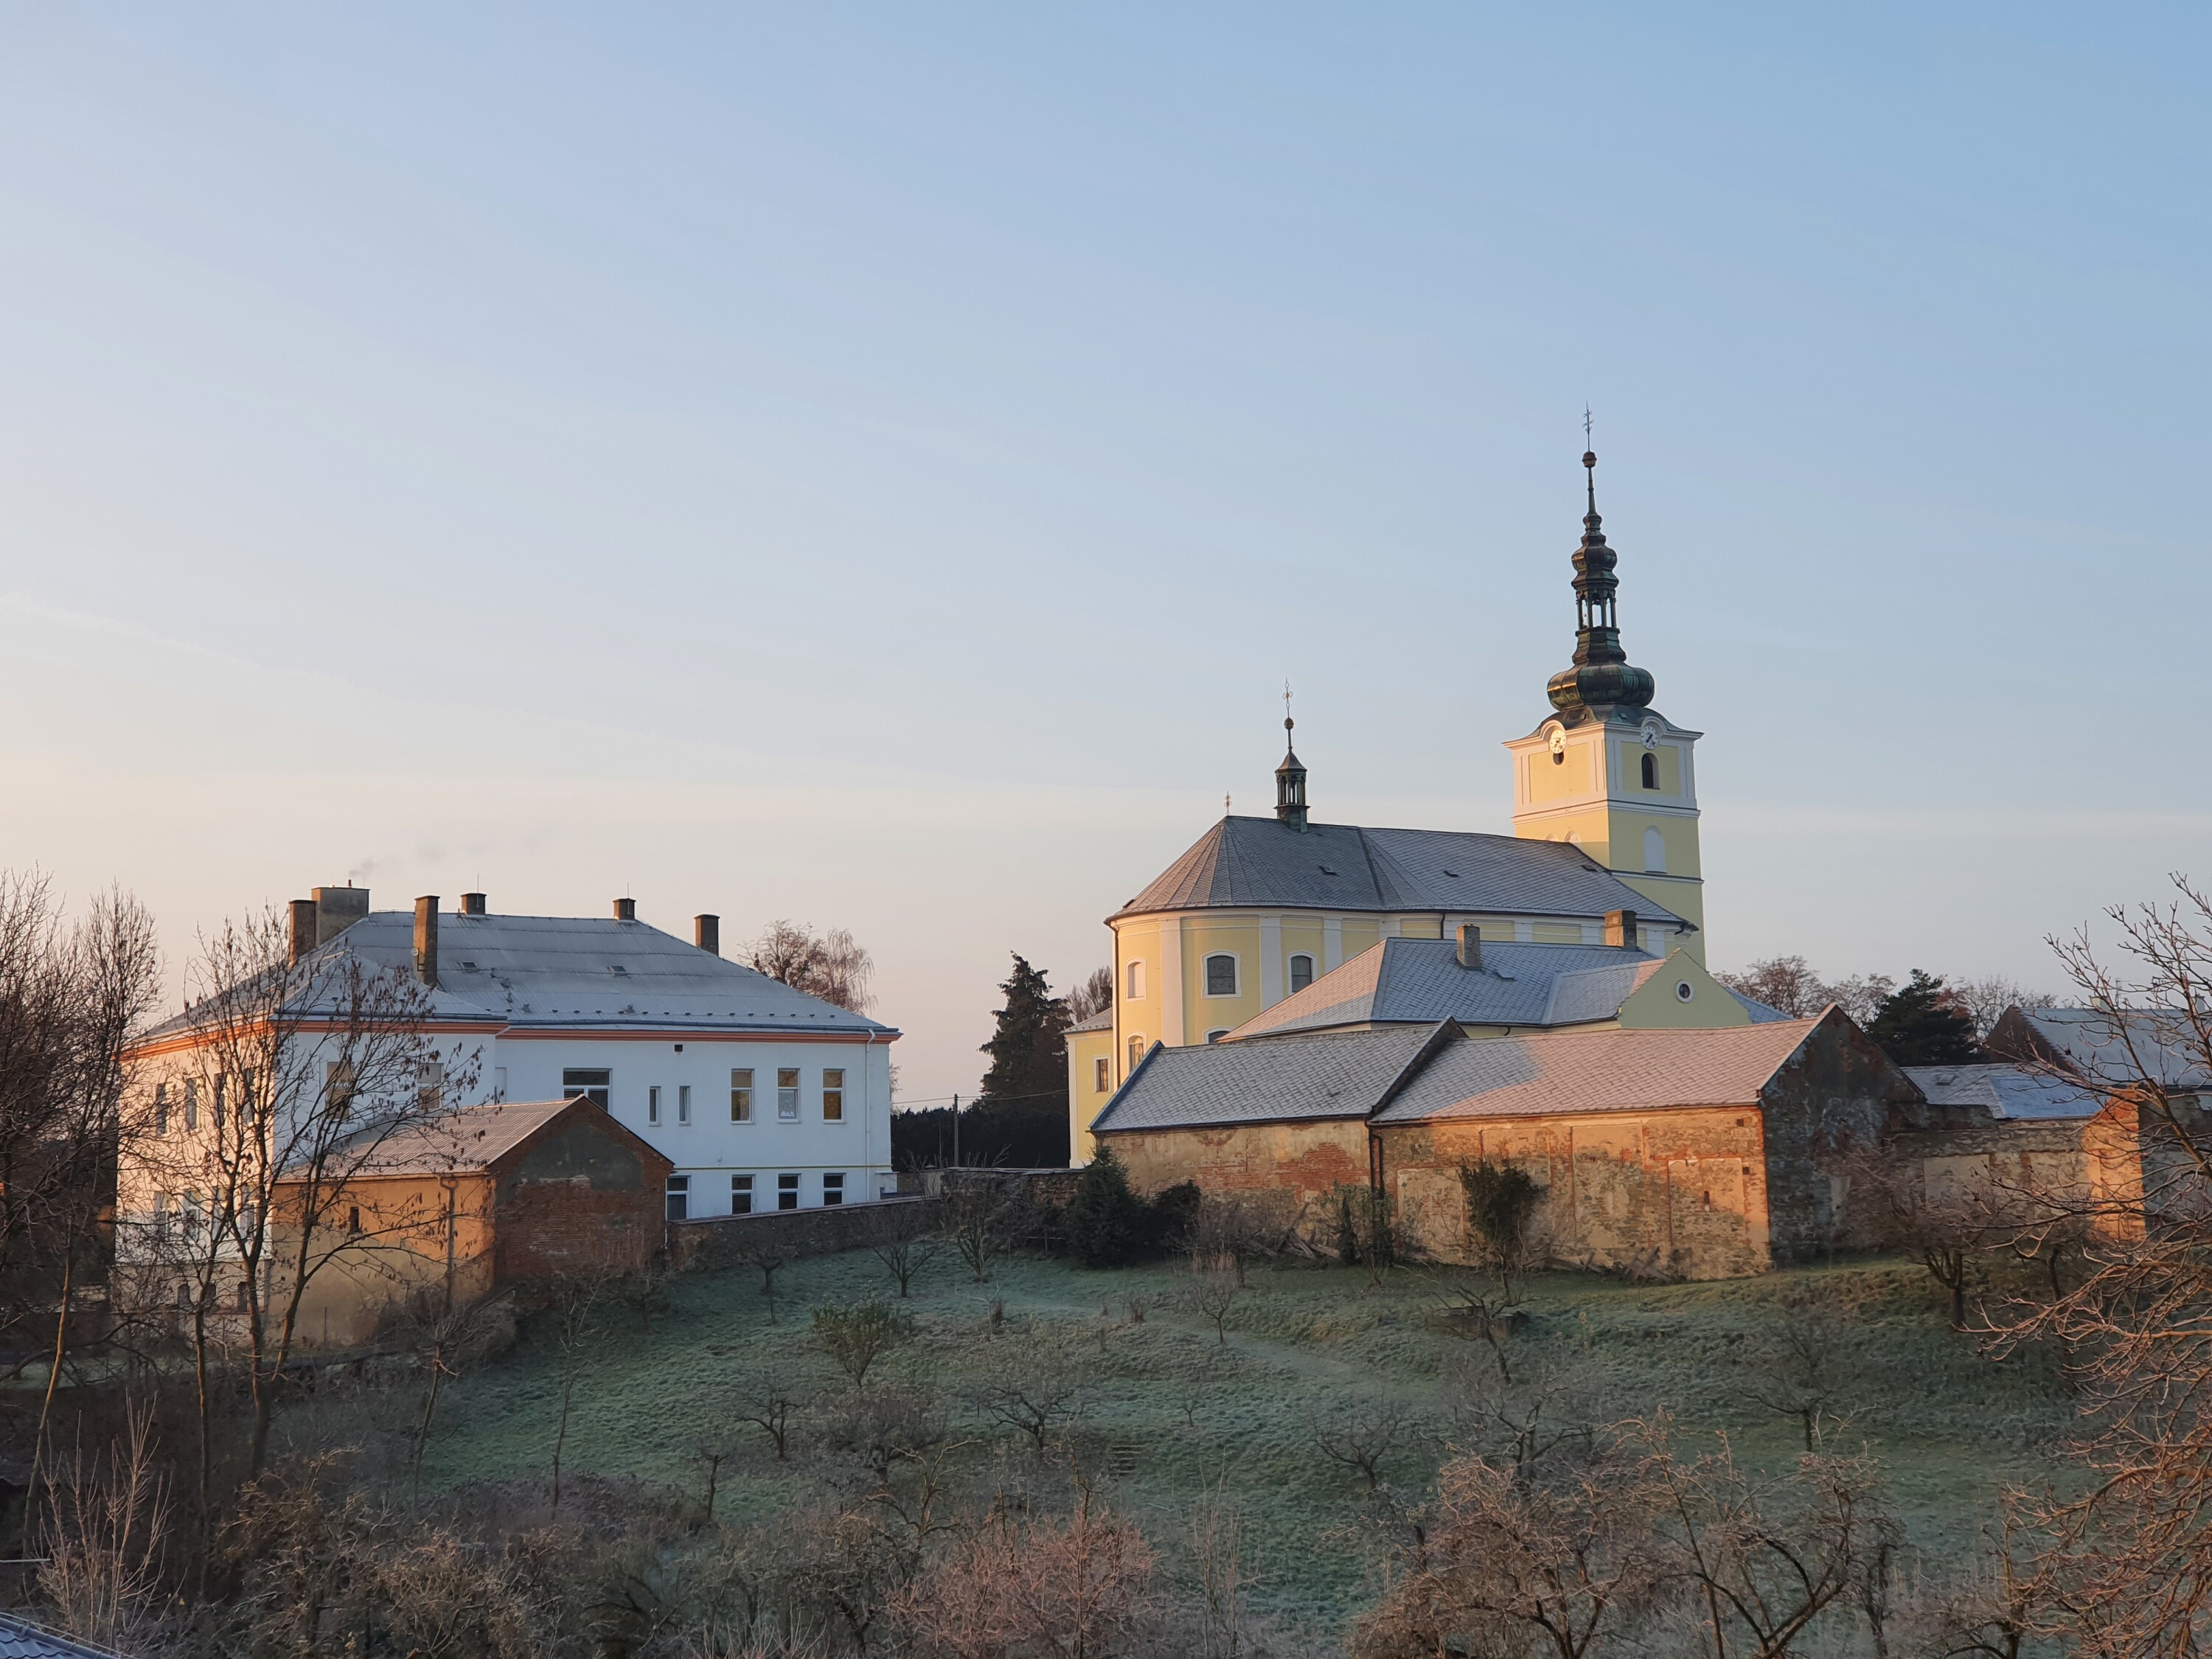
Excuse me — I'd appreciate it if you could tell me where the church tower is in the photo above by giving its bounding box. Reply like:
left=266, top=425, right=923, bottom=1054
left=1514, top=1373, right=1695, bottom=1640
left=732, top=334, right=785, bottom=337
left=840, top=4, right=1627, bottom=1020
left=1504, top=448, right=1707, bottom=958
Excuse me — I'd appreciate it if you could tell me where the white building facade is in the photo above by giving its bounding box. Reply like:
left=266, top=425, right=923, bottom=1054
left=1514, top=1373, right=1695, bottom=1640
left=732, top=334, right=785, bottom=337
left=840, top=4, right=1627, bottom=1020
left=128, top=888, right=900, bottom=1228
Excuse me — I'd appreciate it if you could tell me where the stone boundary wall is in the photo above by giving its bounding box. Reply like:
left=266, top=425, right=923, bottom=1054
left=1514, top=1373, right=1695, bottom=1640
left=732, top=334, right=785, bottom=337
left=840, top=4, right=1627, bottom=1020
left=670, top=1195, right=942, bottom=1271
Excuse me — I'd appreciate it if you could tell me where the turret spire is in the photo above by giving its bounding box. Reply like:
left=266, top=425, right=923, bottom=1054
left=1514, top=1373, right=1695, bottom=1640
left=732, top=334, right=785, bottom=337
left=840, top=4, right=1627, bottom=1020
left=1274, top=714, right=1309, bottom=831
left=1545, top=445, right=1656, bottom=723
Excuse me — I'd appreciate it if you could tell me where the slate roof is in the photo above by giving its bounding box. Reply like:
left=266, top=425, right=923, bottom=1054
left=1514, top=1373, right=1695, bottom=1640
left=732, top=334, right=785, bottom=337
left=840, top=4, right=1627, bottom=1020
left=1116, top=817, right=1688, bottom=926
left=1068, top=1008, right=1114, bottom=1034
left=0, top=1615, right=122, bottom=1658
left=2000, top=1008, right=2212, bottom=1091
left=1371, top=1018, right=1824, bottom=1125
left=146, top=912, right=897, bottom=1041
left=1903, top=1063, right=2104, bottom=1121
left=1225, top=939, right=1788, bottom=1040
left=1091, top=1023, right=1450, bottom=1134
left=300, top=1097, right=668, bottom=1178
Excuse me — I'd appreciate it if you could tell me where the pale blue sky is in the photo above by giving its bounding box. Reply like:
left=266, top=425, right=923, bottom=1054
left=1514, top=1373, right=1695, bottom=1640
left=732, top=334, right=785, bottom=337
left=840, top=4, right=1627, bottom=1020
left=1, top=7, right=2205, bottom=1104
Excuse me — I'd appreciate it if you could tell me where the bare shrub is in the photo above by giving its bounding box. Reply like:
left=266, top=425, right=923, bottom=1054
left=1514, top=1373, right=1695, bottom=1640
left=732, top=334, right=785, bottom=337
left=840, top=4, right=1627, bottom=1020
left=810, top=1299, right=915, bottom=1390
left=1458, top=1159, right=1543, bottom=1298
left=546, top=1270, right=608, bottom=1514
left=818, top=1380, right=949, bottom=1483
left=36, top=1394, right=173, bottom=1654
left=1443, top=1353, right=1608, bottom=1480
left=944, top=1178, right=1020, bottom=1284
left=726, top=1371, right=802, bottom=1462
left=1185, top=1477, right=1264, bottom=1659
left=1186, top=1189, right=1298, bottom=1285
left=1354, top=1419, right=1670, bottom=1659
left=895, top=1484, right=1155, bottom=1659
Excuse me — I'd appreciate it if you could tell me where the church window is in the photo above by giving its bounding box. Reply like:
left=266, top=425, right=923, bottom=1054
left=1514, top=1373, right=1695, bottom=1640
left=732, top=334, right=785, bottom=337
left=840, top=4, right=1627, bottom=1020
left=1676, top=980, right=1694, bottom=1003
left=1641, top=751, right=1658, bottom=790
left=1644, top=827, right=1666, bottom=874
left=1203, top=954, right=1239, bottom=996
left=1128, top=1037, right=1144, bottom=1071
left=1552, top=748, right=1565, bottom=766
left=1289, top=954, right=1315, bottom=994
left=1126, top=961, right=1145, bottom=1001
left=1206, top=1029, right=1228, bottom=1043
left=1093, top=1057, right=1110, bottom=1093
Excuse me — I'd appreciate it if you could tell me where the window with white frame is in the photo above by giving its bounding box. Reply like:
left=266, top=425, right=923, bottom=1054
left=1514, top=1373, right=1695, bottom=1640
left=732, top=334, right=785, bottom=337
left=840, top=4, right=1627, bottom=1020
left=777, top=1172, right=799, bottom=1211
left=1203, top=953, right=1239, bottom=996
left=563, top=1068, right=611, bottom=1108
left=1127, top=961, right=1145, bottom=1001
left=823, top=1068, right=844, bottom=1121
left=153, top=1083, right=170, bottom=1138
left=730, top=1068, right=754, bottom=1122
left=1290, top=953, right=1315, bottom=994
left=184, top=1077, right=198, bottom=1133
left=678, top=1085, right=692, bottom=1125
left=665, top=1174, right=689, bottom=1222
left=1127, top=1037, right=1144, bottom=1072
left=1093, top=1057, right=1110, bottom=1093
left=822, top=1172, right=845, bottom=1206
left=731, top=1174, right=754, bottom=1214
left=777, top=1069, right=800, bottom=1121
left=647, top=1085, right=662, bottom=1126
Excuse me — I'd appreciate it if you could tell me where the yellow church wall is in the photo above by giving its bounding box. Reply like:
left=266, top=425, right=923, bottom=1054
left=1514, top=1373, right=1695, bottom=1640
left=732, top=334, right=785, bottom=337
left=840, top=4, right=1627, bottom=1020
left=1340, top=919, right=1380, bottom=959
left=1526, top=749, right=1596, bottom=804
left=1066, top=1025, right=1118, bottom=1164
left=1618, top=876, right=1706, bottom=960
left=1531, top=922, right=1585, bottom=945
left=1180, top=916, right=1267, bottom=1040
left=1397, top=917, right=1443, bottom=940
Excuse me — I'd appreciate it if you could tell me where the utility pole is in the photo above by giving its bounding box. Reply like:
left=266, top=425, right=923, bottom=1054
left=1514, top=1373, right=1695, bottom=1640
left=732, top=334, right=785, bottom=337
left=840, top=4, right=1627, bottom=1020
left=951, top=1092, right=960, bottom=1168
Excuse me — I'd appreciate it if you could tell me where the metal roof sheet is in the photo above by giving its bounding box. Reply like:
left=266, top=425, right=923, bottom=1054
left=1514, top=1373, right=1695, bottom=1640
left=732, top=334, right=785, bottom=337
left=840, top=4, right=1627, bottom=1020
left=0, top=1615, right=122, bottom=1658
left=1225, top=939, right=1780, bottom=1039
left=1092, top=1023, right=1444, bottom=1133
left=1903, top=1063, right=2104, bottom=1121
left=1116, top=816, right=1688, bottom=925
left=1371, top=1018, right=1823, bottom=1124
left=148, top=912, right=897, bottom=1040
left=2006, top=1009, right=2212, bottom=1091
left=305, top=1097, right=658, bottom=1178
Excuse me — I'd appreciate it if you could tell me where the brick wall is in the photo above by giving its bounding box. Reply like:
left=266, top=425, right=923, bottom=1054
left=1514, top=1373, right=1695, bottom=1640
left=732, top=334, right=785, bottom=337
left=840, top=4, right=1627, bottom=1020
left=493, top=1113, right=672, bottom=1282
left=672, top=1195, right=942, bottom=1271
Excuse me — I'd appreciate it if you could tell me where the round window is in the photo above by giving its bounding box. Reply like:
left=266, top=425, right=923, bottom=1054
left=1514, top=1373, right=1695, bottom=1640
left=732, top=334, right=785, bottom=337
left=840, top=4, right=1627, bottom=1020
left=1675, top=981, right=1694, bottom=1003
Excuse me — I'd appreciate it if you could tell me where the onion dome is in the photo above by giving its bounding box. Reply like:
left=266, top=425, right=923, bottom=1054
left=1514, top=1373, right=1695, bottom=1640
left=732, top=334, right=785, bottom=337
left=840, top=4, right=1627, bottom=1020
left=1545, top=448, right=1657, bottom=723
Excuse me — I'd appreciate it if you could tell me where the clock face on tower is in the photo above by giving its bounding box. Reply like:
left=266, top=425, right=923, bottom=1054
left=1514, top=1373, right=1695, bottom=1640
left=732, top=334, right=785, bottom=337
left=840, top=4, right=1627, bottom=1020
left=1548, top=728, right=1567, bottom=757
left=1641, top=726, right=1659, bottom=751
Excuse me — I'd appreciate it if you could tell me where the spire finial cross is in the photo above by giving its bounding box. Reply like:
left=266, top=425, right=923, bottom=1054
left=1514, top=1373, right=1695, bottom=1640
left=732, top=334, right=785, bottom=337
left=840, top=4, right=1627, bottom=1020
left=1584, top=404, right=1593, bottom=447
left=1283, top=678, right=1294, bottom=737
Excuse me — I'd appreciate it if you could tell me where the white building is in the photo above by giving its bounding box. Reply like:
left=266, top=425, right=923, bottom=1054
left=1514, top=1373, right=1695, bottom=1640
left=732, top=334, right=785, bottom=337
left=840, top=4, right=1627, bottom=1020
left=136, top=886, right=899, bottom=1222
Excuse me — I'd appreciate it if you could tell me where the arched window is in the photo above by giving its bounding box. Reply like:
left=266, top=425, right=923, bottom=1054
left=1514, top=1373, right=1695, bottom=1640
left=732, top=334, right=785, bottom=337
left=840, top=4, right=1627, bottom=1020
left=1644, top=827, right=1666, bottom=874
left=1203, top=953, right=1239, bottom=996
left=1289, top=953, right=1315, bottom=994
left=1126, top=960, right=1145, bottom=1001
left=1206, top=1029, right=1229, bottom=1043
left=1127, top=1037, right=1144, bottom=1072
left=1641, top=751, right=1658, bottom=790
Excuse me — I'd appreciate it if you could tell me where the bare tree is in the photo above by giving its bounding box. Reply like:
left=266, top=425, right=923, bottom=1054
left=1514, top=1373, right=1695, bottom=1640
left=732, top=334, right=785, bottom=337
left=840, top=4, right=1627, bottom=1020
left=36, top=1392, right=174, bottom=1655
left=727, top=1371, right=801, bottom=1461
left=546, top=1270, right=606, bottom=1514
left=1443, top=1353, right=1609, bottom=1481
left=1714, top=956, right=1832, bottom=1019
left=973, top=1332, right=1087, bottom=1454
left=1186, top=1478, right=1263, bottom=1659
left=1952, top=975, right=2057, bottom=1042
left=727, top=1237, right=790, bottom=1320
left=1307, top=1393, right=1412, bottom=1493
left=872, top=1202, right=943, bottom=1298
left=812, top=1299, right=915, bottom=1390
left=748, top=919, right=876, bottom=1014
left=394, top=1287, right=501, bottom=1506
left=1065, top=967, right=1114, bottom=1025
left=1736, top=1288, right=1851, bottom=1451
left=136, top=904, right=473, bottom=1498
left=1186, top=1253, right=1240, bottom=1348
left=943, top=1178, right=1016, bottom=1284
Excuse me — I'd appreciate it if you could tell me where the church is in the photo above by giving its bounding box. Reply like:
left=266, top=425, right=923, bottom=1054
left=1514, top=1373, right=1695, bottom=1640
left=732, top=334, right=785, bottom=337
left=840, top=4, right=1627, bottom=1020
left=1066, top=448, right=1717, bottom=1163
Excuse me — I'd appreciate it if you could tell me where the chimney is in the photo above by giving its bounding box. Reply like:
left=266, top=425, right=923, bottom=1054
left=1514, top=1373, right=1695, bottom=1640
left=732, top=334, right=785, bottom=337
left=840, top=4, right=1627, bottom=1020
left=695, top=914, right=720, bottom=956
left=1456, top=923, right=1483, bottom=971
left=613, top=897, right=637, bottom=922
left=414, top=897, right=439, bottom=987
left=313, top=884, right=370, bottom=947
left=1605, top=908, right=1639, bottom=949
left=459, top=892, right=486, bottom=916
left=288, top=900, right=317, bottom=967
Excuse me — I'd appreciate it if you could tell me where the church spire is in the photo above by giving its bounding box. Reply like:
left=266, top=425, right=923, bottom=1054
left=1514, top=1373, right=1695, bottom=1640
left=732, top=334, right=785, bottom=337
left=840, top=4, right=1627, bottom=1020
left=1545, top=446, right=1656, bottom=723
left=1274, top=717, right=1309, bottom=831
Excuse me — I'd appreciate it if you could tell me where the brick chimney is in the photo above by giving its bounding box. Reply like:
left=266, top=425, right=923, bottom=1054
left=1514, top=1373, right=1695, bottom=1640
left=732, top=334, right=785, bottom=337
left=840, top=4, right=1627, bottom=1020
left=313, top=885, right=369, bottom=947
left=459, top=892, right=487, bottom=916
left=414, top=897, right=439, bottom=987
left=288, top=900, right=317, bottom=967
left=695, top=914, right=720, bottom=956
left=1605, top=908, right=1639, bottom=949
left=1456, top=923, right=1483, bottom=971
left=613, top=897, right=637, bottom=922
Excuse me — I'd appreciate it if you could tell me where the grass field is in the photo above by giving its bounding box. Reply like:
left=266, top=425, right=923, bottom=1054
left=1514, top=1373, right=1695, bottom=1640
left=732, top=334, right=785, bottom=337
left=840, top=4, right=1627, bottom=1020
left=407, top=1245, right=2075, bottom=1638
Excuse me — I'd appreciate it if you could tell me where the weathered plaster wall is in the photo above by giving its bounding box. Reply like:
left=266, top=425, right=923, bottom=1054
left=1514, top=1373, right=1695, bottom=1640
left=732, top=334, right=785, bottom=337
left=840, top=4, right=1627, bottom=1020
left=1102, top=1119, right=1369, bottom=1202
left=492, top=1115, right=669, bottom=1282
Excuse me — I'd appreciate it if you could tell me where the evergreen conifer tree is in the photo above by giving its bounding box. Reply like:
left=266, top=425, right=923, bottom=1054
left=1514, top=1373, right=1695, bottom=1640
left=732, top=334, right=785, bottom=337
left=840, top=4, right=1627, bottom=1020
left=977, top=953, right=1071, bottom=1110
left=1066, top=1145, right=1147, bottom=1267
left=1866, top=968, right=1981, bottom=1065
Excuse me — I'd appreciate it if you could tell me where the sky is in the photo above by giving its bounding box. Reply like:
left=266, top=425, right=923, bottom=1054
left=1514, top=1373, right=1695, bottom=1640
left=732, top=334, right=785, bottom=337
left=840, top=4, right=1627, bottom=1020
left=1, top=6, right=2206, bottom=1107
